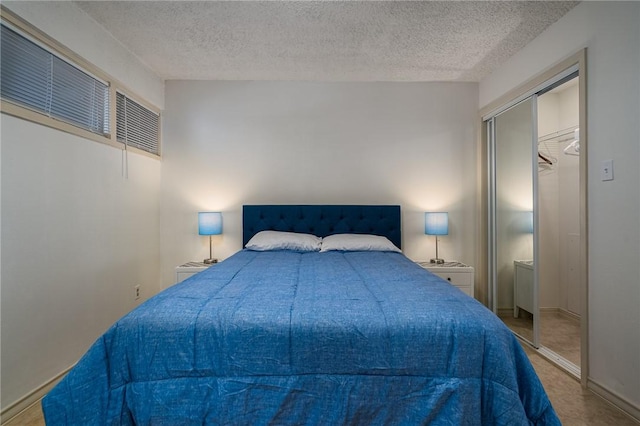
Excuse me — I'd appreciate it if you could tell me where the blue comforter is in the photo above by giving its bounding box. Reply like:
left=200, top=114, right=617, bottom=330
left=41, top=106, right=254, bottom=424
left=43, top=250, right=559, bottom=425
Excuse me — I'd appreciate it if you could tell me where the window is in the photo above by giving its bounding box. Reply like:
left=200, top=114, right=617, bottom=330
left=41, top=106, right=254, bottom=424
left=1, top=9, right=161, bottom=158
left=1, top=22, right=110, bottom=137
left=116, top=92, right=160, bottom=156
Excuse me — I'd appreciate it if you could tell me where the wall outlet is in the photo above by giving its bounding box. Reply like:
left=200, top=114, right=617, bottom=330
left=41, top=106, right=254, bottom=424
left=134, top=285, right=141, bottom=300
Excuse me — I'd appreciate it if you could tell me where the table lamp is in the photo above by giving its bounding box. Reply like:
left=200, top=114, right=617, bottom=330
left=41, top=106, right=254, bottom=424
left=198, top=212, right=222, bottom=264
left=425, top=212, right=448, bottom=264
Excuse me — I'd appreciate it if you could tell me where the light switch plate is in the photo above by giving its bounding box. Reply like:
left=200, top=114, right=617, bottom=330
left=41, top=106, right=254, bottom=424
left=601, top=159, right=614, bottom=181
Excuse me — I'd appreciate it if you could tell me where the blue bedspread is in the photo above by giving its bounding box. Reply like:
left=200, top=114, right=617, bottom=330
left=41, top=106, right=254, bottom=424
left=43, top=250, right=559, bottom=425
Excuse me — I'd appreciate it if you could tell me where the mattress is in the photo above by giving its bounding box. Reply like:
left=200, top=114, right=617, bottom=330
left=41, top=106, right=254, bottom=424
left=42, top=250, right=559, bottom=425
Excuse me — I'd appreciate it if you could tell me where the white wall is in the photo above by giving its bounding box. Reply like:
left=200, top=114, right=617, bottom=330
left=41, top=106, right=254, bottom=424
left=480, top=1, right=640, bottom=413
left=1, top=2, right=164, bottom=413
left=160, top=81, right=479, bottom=288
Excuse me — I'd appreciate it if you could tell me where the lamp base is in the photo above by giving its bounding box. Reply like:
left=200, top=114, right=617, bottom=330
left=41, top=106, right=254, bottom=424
left=430, top=258, right=445, bottom=264
left=203, top=258, right=218, bottom=264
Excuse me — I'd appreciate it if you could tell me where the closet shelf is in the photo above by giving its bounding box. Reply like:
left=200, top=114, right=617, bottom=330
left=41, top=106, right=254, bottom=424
left=538, top=125, right=578, bottom=143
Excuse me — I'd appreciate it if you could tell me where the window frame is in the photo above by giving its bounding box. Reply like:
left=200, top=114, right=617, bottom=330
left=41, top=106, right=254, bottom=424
left=0, top=6, right=161, bottom=159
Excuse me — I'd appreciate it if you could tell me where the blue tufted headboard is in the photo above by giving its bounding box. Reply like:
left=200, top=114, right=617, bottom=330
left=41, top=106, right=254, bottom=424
left=243, top=205, right=402, bottom=249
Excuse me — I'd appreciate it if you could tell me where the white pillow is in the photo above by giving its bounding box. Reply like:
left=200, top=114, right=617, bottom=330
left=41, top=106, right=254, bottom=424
left=245, top=230, right=322, bottom=252
left=320, top=234, right=401, bottom=253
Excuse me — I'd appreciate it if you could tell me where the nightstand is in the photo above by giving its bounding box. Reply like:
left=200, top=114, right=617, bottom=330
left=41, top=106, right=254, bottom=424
left=175, top=261, right=211, bottom=284
left=514, top=260, right=534, bottom=317
left=417, top=261, right=475, bottom=298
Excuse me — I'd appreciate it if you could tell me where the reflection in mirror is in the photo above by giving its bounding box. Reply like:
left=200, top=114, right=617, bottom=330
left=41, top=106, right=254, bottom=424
left=493, top=98, right=535, bottom=345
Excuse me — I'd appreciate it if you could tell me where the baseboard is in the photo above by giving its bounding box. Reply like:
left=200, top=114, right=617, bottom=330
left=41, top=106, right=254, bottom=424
left=558, top=307, right=581, bottom=322
left=519, top=337, right=639, bottom=424
left=538, top=307, right=581, bottom=322
left=588, top=379, right=640, bottom=424
left=0, top=365, right=73, bottom=425
left=497, top=307, right=515, bottom=318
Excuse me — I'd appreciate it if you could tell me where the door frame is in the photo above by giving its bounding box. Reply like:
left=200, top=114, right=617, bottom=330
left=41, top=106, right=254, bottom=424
left=478, top=49, right=588, bottom=385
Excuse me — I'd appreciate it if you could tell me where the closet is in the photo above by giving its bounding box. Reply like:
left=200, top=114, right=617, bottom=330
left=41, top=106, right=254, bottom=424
left=484, top=63, right=585, bottom=378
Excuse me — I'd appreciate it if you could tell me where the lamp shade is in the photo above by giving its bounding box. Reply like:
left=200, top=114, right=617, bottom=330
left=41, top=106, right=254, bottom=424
left=425, top=212, right=448, bottom=236
left=198, top=212, right=222, bottom=236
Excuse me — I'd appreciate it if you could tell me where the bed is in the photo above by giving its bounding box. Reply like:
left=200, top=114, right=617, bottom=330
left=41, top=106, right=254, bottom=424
left=42, top=205, right=559, bottom=425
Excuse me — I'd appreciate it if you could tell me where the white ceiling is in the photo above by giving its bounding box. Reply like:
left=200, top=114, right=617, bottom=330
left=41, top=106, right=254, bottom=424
left=74, top=1, right=579, bottom=82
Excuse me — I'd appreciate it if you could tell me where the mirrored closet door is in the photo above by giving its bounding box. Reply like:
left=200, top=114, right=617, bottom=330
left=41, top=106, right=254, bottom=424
left=486, top=68, right=582, bottom=377
left=489, top=97, right=537, bottom=346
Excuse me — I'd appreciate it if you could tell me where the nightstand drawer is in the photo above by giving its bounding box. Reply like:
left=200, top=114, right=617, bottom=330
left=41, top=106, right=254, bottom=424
left=175, top=262, right=211, bottom=284
left=176, top=270, right=201, bottom=283
left=417, top=261, right=475, bottom=298
left=430, top=271, right=472, bottom=287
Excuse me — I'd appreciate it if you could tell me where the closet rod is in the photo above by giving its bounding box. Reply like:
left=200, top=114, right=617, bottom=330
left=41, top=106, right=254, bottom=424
left=538, top=125, right=578, bottom=143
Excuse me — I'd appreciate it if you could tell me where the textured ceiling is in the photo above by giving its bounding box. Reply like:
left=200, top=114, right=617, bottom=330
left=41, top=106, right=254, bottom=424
left=74, top=1, right=578, bottom=82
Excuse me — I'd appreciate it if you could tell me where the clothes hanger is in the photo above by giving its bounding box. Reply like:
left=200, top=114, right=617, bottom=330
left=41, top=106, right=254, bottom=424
left=563, top=139, right=580, bottom=156
left=538, top=152, right=553, bottom=165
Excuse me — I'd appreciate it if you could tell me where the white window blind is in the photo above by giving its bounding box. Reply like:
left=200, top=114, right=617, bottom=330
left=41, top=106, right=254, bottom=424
left=116, top=91, right=160, bottom=156
left=1, top=23, right=110, bottom=136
